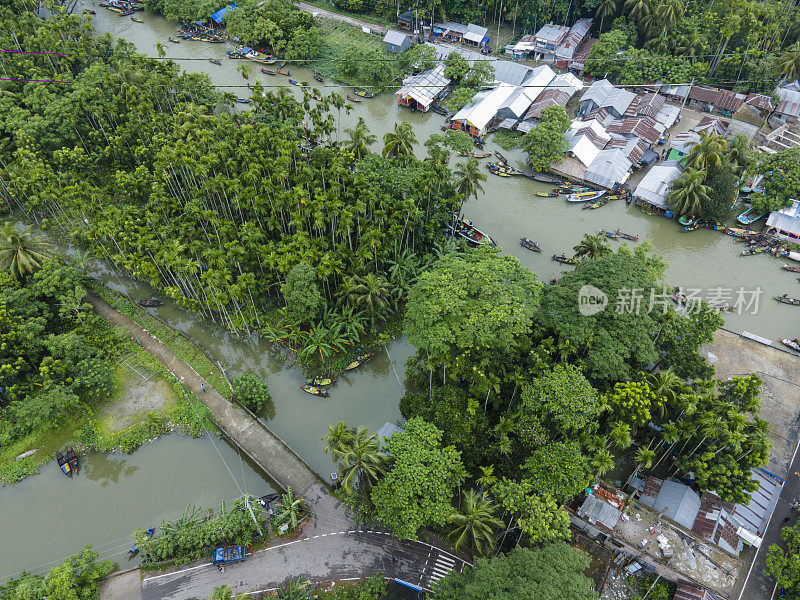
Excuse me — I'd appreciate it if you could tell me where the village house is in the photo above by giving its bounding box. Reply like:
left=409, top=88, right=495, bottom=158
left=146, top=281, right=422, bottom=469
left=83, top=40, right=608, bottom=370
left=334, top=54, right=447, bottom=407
left=531, top=23, right=570, bottom=61
left=585, top=148, right=631, bottom=189
left=432, top=22, right=467, bottom=43
left=633, top=161, right=684, bottom=210
left=450, top=83, right=516, bottom=138
left=517, top=72, right=583, bottom=132
left=383, top=30, right=412, bottom=54
left=774, top=80, right=800, bottom=124
left=463, top=23, right=488, bottom=47
left=397, top=10, right=418, bottom=32
left=554, top=18, right=592, bottom=68
left=578, top=79, right=636, bottom=118
left=494, top=65, right=556, bottom=127
left=766, top=199, right=800, bottom=242
left=395, top=64, right=450, bottom=112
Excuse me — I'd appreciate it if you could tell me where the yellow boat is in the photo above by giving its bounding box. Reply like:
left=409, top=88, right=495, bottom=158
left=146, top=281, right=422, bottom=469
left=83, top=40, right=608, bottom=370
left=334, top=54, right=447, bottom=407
left=345, top=354, right=372, bottom=371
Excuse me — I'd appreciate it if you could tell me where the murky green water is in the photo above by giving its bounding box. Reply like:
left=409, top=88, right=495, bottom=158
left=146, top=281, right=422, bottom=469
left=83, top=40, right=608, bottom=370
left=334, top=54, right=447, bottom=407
left=3, top=2, right=799, bottom=581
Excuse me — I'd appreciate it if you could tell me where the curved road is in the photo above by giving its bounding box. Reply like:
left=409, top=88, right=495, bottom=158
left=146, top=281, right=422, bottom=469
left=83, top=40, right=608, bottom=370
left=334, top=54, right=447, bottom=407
left=141, top=529, right=468, bottom=599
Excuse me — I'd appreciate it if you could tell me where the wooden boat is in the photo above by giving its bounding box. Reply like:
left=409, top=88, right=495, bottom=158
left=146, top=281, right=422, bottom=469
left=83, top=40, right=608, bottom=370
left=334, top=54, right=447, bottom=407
left=277, top=68, right=290, bottom=76
left=567, top=190, right=605, bottom=202
left=208, top=59, right=221, bottom=65
left=345, top=354, right=372, bottom=371
left=313, top=74, right=324, bottom=82
left=494, top=151, right=507, bottom=164
left=65, top=446, right=78, bottom=475
left=261, top=68, right=275, bottom=75
left=782, top=264, right=800, bottom=273
left=678, top=216, right=696, bottom=226
left=554, top=186, right=590, bottom=194
left=615, top=230, right=639, bottom=241
left=552, top=254, right=577, bottom=265
left=535, top=191, right=559, bottom=197
left=300, top=384, right=329, bottom=397
left=168, top=36, right=180, bottom=43
left=431, top=105, right=449, bottom=116
left=741, top=246, right=770, bottom=256
left=131, top=16, right=142, bottom=22
left=346, top=94, right=362, bottom=103
left=584, top=197, right=609, bottom=209
left=517, top=168, right=562, bottom=183
left=474, top=139, right=484, bottom=149
left=136, top=298, right=163, bottom=307
left=55, top=452, right=71, bottom=477
left=309, top=377, right=336, bottom=387
left=288, top=79, right=300, bottom=86
left=236, top=98, right=250, bottom=104
left=781, top=338, right=800, bottom=352
left=723, top=227, right=760, bottom=238
left=598, top=229, right=620, bottom=239
left=682, top=224, right=700, bottom=232
left=448, top=219, right=497, bottom=247
left=737, top=206, right=766, bottom=225
left=520, top=237, right=541, bottom=252
left=472, top=152, right=491, bottom=158
left=354, top=89, right=375, bottom=98
left=774, top=294, right=800, bottom=306
left=82, top=8, right=96, bottom=13
left=14, top=449, right=38, bottom=461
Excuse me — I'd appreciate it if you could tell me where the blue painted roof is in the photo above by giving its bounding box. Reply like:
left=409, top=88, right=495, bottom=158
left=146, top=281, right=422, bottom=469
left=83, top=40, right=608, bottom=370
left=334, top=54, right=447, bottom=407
left=210, top=3, right=236, bottom=23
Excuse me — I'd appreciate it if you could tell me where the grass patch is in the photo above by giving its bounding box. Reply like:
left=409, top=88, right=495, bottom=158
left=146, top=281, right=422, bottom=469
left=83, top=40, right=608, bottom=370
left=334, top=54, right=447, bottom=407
left=302, top=0, right=392, bottom=27
left=493, top=129, right=523, bottom=150
left=316, top=22, right=401, bottom=90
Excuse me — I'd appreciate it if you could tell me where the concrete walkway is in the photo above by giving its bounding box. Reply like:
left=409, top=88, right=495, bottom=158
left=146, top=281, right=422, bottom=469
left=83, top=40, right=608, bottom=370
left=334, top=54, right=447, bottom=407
left=86, top=292, right=319, bottom=496
left=140, top=530, right=468, bottom=600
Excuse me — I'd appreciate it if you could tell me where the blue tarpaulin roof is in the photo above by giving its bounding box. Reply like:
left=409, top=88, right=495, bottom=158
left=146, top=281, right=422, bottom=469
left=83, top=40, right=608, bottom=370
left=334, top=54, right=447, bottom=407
left=210, top=3, right=236, bottom=23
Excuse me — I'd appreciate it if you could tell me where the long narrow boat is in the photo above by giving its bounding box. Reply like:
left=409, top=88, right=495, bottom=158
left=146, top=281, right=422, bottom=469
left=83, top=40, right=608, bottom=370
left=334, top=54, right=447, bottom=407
left=168, top=37, right=180, bottom=43
left=584, top=197, right=609, bottom=209
left=781, top=338, right=800, bottom=352
left=448, top=219, right=497, bottom=246
left=345, top=354, right=372, bottom=371
left=472, top=152, right=491, bottom=158
left=313, top=74, right=324, bottom=82
left=567, top=190, right=605, bottom=202
left=682, top=224, right=700, bottom=232
left=520, top=237, right=541, bottom=252
left=737, top=206, right=766, bottom=225
left=535, top=191, right=560, bottom=197
left=494, top=151, right=507, bottom=164
left=277, top=68, right=290, bottom=75
left=552, top=254, right=578, bottom=265
left=516, top=168, right=562, bottom=183
left=136, top=298, right=163, bottom=307
left=741, top=246, right=770, bottom=256
left=555, top=186, right=590, bottom=194
left=236, top=98, right=250, bottom=104
left=309, top=377, right=336, bottom=387
left=782, top=264, right=800, bottom=273
left=598, top=229, right=621, bottom=239
left=55, top=452, right=72, bottom=477
left=131, top=16, right=143, bottom=22
left=678, top=216, right=696, bottom=226
left=346, top=94, right=362, bottom=103
left=208, top=59, right=221, bottom=65
left=724, top=227, right=760, bottom=238
left=288, top=79, right=301, bottom=86
left=65, top=446, right=78, bottom=475
left=615, top=230, right=639, bottom=241
left=261, top=68, right=275, bottom=75
left=354, top=89, right=375, bottom=98
left=300, top=384, right=329, bottom=397
left=774, top=294, right=800, bottom=306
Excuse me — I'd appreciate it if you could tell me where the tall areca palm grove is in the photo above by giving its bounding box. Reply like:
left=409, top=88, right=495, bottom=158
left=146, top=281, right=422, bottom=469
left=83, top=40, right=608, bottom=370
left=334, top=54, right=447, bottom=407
left=0, top=8, right=460, bottom=341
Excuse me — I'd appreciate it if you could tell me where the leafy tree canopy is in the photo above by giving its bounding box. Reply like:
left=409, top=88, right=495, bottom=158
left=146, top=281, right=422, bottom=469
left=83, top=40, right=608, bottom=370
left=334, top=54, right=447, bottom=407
left=752, top=147, right=800, bottom=213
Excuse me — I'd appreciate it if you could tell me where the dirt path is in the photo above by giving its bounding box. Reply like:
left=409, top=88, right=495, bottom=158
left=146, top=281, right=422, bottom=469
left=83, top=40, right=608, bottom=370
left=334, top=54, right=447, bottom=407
left=86, top=292, right=320, bottom=496
left=294, top=2, right=387, bottom=34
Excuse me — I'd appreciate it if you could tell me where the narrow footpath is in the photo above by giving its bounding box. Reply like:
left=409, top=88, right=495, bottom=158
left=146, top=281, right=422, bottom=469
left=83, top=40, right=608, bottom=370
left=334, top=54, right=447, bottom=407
left=294, top=2, right=387, bottom=34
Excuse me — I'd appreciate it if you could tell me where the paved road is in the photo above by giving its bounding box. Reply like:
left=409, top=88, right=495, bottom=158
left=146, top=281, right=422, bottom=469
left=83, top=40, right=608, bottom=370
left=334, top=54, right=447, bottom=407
left=294, top=2, right=387, bottom=34
left=141, top=530, right=468, bottom=600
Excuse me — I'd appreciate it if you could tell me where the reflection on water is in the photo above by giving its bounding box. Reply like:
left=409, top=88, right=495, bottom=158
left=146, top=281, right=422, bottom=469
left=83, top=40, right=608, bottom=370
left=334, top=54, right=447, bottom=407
left=82, top=453, right=139, bottom=486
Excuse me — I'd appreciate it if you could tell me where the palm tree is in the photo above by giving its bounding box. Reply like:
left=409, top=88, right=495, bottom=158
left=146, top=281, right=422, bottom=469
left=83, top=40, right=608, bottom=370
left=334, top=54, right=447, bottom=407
left=0, top=222, right=53, bottom=280
left=572, top=232, right=611, bottom=261
left=645, top=369, right=686, bottom=406
left=298, top=325, right=335, bottom=364
left=635, top=447, right=657, bottom=470
left=590, top=448, right=615, bottom=478
left=382, top=122, right=418, bottom=159
left=654, top=0, right=683, bottom=38
left=726, top=135, right=751, bottom=178
left=608, top=421, right=633, bottom=450
left=275, top=487, right=305, bottom=531
left=209, top=585, right=249, bottom=600
left=447, top=489, right=502, bottom=556
left=685, top=133, right=726, bottom=173
left=322, top=421, right=351, bottom=461
left=596, top=0, right=618, bottom=34
left=454, top=157, right=487, bottom=202
left=676, top=28, right=704, bottom=62
left=154, top=41, right=166, bottom=58
left=342, top=117, right=377, bottom=160
left=336, top=426, right=389, bottom=499
left=625, top=0, right=651, bottom=24
left=347, top=274, right=390, bottom=318
left=666, top=169, right=710, bottom=218
left=476, top=465, right=498, bottom=490
left=776, top=42, right=800, bottom=81
left=237, top=63, right=250, bottom=79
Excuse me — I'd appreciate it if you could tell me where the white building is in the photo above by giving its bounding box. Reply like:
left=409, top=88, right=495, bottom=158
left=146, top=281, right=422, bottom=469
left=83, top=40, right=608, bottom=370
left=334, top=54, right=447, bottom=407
left=634, top=162, right=684, bottom=209
left=766, top=199, right=800, bottom=242
left=396, top=64, right=450, bottom=112
left=451, top=83, right=516, bottom=138
left=585, top=149, right=631, bottom=189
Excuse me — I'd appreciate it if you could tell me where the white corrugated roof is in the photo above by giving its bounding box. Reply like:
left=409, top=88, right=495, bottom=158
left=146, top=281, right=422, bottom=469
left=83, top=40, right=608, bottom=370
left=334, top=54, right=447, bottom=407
left=581, top=78, right=614, bottom=105
left=586, top=149, right=631, bottom=189
left=546, top=72, right=583, bottom=97
left=521, top=64, right=556, bottom=97
left=464, top=23, right=488, bottom=43
left=569, top=135, right=602, bottom=166
left=499, top=88, right=538, bottom=118
left=383, top=30, right=410, bottom=46
left=395, top=64, right=450, bottom=109
left=452, top=83, right=516, bottom=131
left=634, top=163, right=683, bottom=208
left=767, top=199, right=800, bottom=236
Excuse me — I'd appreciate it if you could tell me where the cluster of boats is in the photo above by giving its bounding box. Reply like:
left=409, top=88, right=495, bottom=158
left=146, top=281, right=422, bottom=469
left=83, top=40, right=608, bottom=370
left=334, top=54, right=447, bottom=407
left=228, top=47, right=275, bottom=63
left=346, top=89, right=375, bottom=103
left=176, top=24, right=224, bottom=43
left=98, top=0, right=143, bottom=16
left=299, top=354, right=372, bottom=397
left=55, top=447, right=79, bottom=476
left=781, top=338, right=800, bottom=352
left=486, top=153, right=564, bottom=184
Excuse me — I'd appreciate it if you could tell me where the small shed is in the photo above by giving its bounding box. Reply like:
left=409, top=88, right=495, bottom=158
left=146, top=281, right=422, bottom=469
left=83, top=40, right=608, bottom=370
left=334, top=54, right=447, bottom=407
left=396, top=64, right=450, bottom=112
left=397, top=10, right=417, bottom=32
left=464, top=23, right=488, bottom=47
left=384, top=30, right=412, bottom=54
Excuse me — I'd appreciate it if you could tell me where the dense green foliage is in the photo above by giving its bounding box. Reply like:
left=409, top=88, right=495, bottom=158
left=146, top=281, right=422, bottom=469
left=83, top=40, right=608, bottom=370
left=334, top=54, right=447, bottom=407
left=0, top=260, right=116, bottom=444
left=0, top=8, right=462, bottom=371
left=137, top=497, right=268, bottom=564
left=224, top=0, right=323, bottom=59
left=766, top=520, right=800, bottom=599
left=0, top=546, right=112, bottom=600
left=432, top=544, right=598, bottom=600
left=752, top=147, right=800, bottom=213
left=231, top=373, right=271, bottom=412
left=521, top=106, right=570, bottom=172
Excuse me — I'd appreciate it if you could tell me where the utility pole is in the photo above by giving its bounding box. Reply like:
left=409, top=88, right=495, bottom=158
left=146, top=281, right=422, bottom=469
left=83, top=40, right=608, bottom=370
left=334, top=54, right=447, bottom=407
left=243, top=495, right=263, bottom=538
left=496, top=0, right=503, bottom=53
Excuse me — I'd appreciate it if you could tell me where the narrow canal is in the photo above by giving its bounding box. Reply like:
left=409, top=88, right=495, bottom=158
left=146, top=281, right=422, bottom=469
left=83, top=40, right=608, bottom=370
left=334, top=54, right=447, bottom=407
left=3, top=2, right=799, bottom=581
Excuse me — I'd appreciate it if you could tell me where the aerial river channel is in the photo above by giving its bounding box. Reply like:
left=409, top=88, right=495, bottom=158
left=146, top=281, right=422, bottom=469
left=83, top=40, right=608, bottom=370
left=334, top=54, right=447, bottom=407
left=2, top=2, right=799, bottom=581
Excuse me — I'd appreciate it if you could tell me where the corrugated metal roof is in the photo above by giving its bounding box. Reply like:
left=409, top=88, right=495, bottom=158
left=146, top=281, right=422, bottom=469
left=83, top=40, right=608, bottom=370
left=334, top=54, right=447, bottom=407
left=493, top=60, right=534, bottom=86
left=581, top=79, right=615, bottom=105
left=690, top=86, right=719, bottom=104
left=601, top=87, right=637, bottom=116
left=634, top=163, right=683, bottom=208
left=716, top=89, right=746, bottom=112
left=767, top=199, right=800, bottom=236
left=648, top=479, right=702, bottom=529
left=383, top=30, right=411, bottom=46
left=578, top=494, right=622, bottom=530
left=607, top=116, right=660, bottom=145
left=636, top=93, right=665, bottom=117
left=744, top=93, right=774, bottom=111
left=674, top=580, right=714, bottom=600
left=585, top=149, right=631, bottom=189
left=535, top=23, right=569, bottom=43
left=776, top=101, right=800, bottom=118
left=464, top=23, right=488, bottom=43
left=555, top=18, right=592, bottom=60
left=452, top=83, right=516, bottom=131
left=395, top=64, right=450, bottom=109
left=498, top=87, right=538, bottom=118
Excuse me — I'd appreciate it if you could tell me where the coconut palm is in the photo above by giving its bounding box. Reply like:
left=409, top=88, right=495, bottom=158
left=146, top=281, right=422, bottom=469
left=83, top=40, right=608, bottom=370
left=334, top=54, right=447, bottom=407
left=676, top=28, right=705, bottom=62
left=447, top=489, right=502, bottom=556
left=726, top=135, right=752, bottom=178
left=572, top=232, right=611, bottom=261
left=209, top=585, right=249, bottom=600
left=591, top=448, right=615, bottom=478
left=625, top=0, right=651, bottom=24
left=666, top=169, right=710, bottom=218
left=346, top=273, right=390, bottom=317
left=342, top=117, right=377, bottom=160
left=322, top=421, right=351, bottom=461
left=154, top=41, right=166, bottom=58
left=654, top=0, right=683, bottom=38
left=382, top=122, right=418, bottom=159
left=776, top=42, right=800, bottom=81
left=454, top=157, right=487, bottom=201
left=685, top=133, right=726, bottom=173
left=336, top=426, right=389, bottom=498
left=596, top=0, right=618, bottom=34
left=0, top=221, right=53, bottom=280
left=275, top=487, right=305, bottom=531
left=645, top=369, right=686, bottom=406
